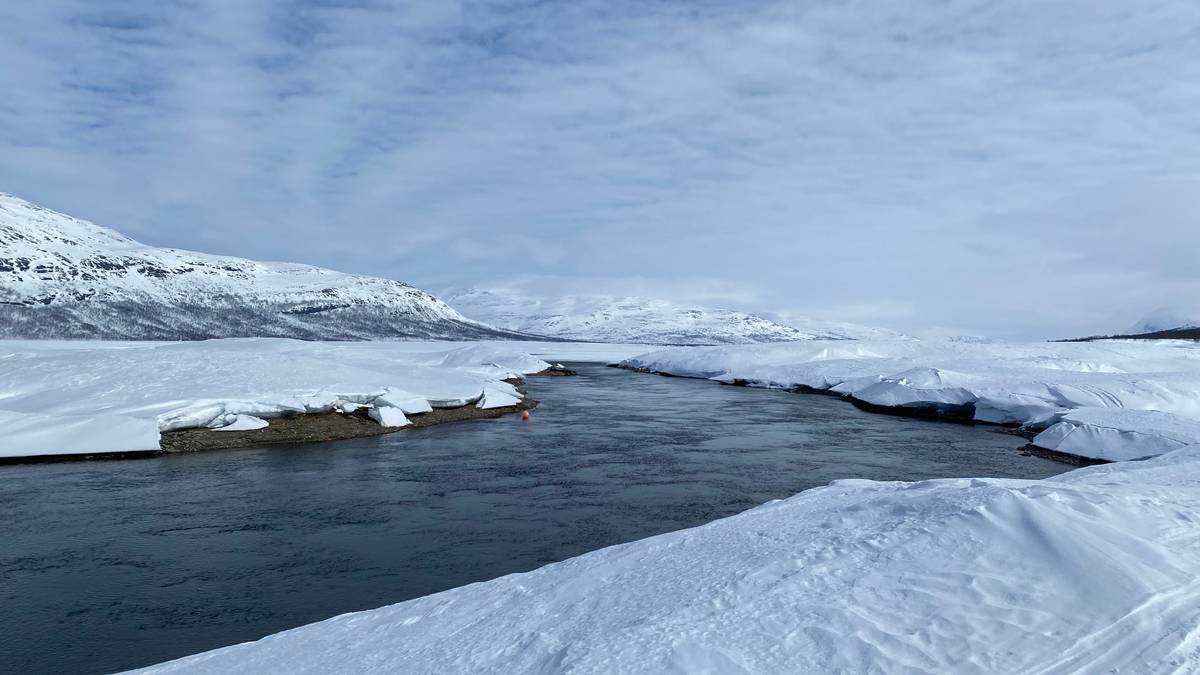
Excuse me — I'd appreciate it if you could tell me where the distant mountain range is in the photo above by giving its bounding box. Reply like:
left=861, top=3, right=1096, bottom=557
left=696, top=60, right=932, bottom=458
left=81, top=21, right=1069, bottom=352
left=1062, top=310, right=1200, bottom=342
left=1123, top=310, right=1200, bottom=338
left=0, top=192, right=906, bottom=345
left=443, top=288, right=907, bottom=345
left=0, top=193, right=528, bottom=341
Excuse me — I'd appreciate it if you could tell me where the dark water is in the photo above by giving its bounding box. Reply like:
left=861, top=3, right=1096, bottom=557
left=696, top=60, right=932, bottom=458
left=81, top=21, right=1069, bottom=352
left=0, top=364, right=1063, bottom=675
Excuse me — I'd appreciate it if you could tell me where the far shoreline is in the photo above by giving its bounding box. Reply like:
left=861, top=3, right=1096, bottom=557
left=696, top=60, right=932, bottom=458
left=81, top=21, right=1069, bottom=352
left=611, top=363, right=1102, bottom=467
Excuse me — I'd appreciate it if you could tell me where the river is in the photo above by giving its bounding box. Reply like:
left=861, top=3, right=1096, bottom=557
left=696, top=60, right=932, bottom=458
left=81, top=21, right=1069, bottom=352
left=0, top=363, right=1063, bottom=674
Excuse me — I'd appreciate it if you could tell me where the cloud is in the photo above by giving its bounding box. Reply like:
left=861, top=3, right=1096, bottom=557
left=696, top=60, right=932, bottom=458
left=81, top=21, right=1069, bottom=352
left=2, top=0, right=1200, bottom=339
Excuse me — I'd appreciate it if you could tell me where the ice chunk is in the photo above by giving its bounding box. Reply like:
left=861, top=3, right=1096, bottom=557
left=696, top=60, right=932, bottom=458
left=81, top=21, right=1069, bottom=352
left=477, top=385, right=522, bottom=409
left=375, top=390, right=433, bottom=415
left=213, top=415, right=269, bottom=432
left=368, top=407, right=410, bottom=428
left=1033, top=408, right=1200, bottom=461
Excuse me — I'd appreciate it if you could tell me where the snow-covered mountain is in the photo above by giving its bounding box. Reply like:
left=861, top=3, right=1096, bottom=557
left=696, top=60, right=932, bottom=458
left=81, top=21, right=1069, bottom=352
left=0, top=193, right=529, bottom=341
left=1126, top=310, right=1200, bottom=337
left=444, top=288, right=905, bottom=345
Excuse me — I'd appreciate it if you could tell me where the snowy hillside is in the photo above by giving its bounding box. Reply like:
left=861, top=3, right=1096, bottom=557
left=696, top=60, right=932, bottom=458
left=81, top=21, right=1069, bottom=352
left=445, top=288, right=904, bottom=345
left=0, top=193, right=528, bottom=341
left=1126, top=309, right=1200, bottom=336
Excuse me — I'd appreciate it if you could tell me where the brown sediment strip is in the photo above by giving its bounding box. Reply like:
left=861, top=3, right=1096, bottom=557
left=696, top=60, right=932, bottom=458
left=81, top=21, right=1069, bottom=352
left=0, top=398, right=538, bottom=465
left=3, top=369, right=569, bottom=464
left=162, top=399, right=539, bottom=453
left=162, top=366, right=571, bottom=454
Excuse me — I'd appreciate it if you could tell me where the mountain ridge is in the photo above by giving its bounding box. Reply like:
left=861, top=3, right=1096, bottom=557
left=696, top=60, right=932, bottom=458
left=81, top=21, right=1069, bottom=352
left=0, top=193, right=531, bottom=341
left=444, top=287, right=906, bottom=345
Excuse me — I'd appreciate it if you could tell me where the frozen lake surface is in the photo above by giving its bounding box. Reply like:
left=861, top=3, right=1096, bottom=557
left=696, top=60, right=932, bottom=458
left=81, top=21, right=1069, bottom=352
left=1, top=364, right=1062, bottom=674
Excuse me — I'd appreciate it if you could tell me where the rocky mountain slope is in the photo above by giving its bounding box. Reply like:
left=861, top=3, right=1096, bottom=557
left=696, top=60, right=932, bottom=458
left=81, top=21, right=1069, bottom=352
left=0, top=193, right=528, bottom=341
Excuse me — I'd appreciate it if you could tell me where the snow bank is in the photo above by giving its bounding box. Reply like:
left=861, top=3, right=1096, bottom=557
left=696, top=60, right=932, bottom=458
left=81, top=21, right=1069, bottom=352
left=129, top=444, right=1200, bottom=674
left=1033, top=408, right=1200, bottom=462
left=0, top=339, right=548, bottom=459
left=622, top=340, right=1200, bottom=461
left=0, top=410, right=160, bottom=457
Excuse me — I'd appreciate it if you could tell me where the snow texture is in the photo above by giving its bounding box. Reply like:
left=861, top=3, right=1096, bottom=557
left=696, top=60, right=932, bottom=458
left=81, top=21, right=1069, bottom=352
left=622, top=339, right=1200, bottom=462
left=0, top=193, right=530, bottom=341
left=445, top=288, right=907, bottom=345
left=129, top=443, right=1200, bottom=675
left=0, top=339, right=547, bottom=458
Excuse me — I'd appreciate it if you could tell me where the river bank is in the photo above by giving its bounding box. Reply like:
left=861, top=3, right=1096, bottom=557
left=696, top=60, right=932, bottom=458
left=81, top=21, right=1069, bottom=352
left=617, top=340, right=1200, bottom=464
left=0, top=339, right=560, bottom=462
left=119, top=362, right=1200, bottom=675
left=4, top=362, right=1060, bottom=675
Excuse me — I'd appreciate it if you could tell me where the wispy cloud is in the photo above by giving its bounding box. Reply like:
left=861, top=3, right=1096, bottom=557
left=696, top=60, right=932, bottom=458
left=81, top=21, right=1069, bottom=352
left=2, top=0, right=1199, bottom=338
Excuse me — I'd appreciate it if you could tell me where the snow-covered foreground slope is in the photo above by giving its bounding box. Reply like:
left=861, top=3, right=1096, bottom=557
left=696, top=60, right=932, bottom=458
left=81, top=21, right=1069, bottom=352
left=622, top=340, right=1200, bottom=462
left=0, top=193, right=527, bottom=340
left=445, top=288, right=906, bottom=345
left=131, top=445, right=1200, bottom=675
left=0, top=339, right=550, bottom=459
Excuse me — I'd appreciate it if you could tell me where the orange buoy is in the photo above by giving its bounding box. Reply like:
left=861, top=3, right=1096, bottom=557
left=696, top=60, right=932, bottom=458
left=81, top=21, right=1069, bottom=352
left=521, top=410, right=530, bottom=422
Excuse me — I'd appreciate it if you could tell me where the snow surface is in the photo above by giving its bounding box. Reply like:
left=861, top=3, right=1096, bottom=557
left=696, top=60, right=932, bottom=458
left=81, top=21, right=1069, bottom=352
left=621, top=339, right=1200, bottom=462
left=0, top=193, right=528, bottom=341
left=445, top=288, right=907, bottom=345
left=130, top=443, right=1200, bottom=674
left=0, top=339, right=548, bottom=458
left=0, top=409, right=160, bottom=457
left=1033, top=408, right=1200, bottom=462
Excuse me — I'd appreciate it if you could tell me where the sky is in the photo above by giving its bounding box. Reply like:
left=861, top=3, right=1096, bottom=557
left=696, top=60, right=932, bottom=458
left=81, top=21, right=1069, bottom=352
left=1, top=0, right=1199, bottom=340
